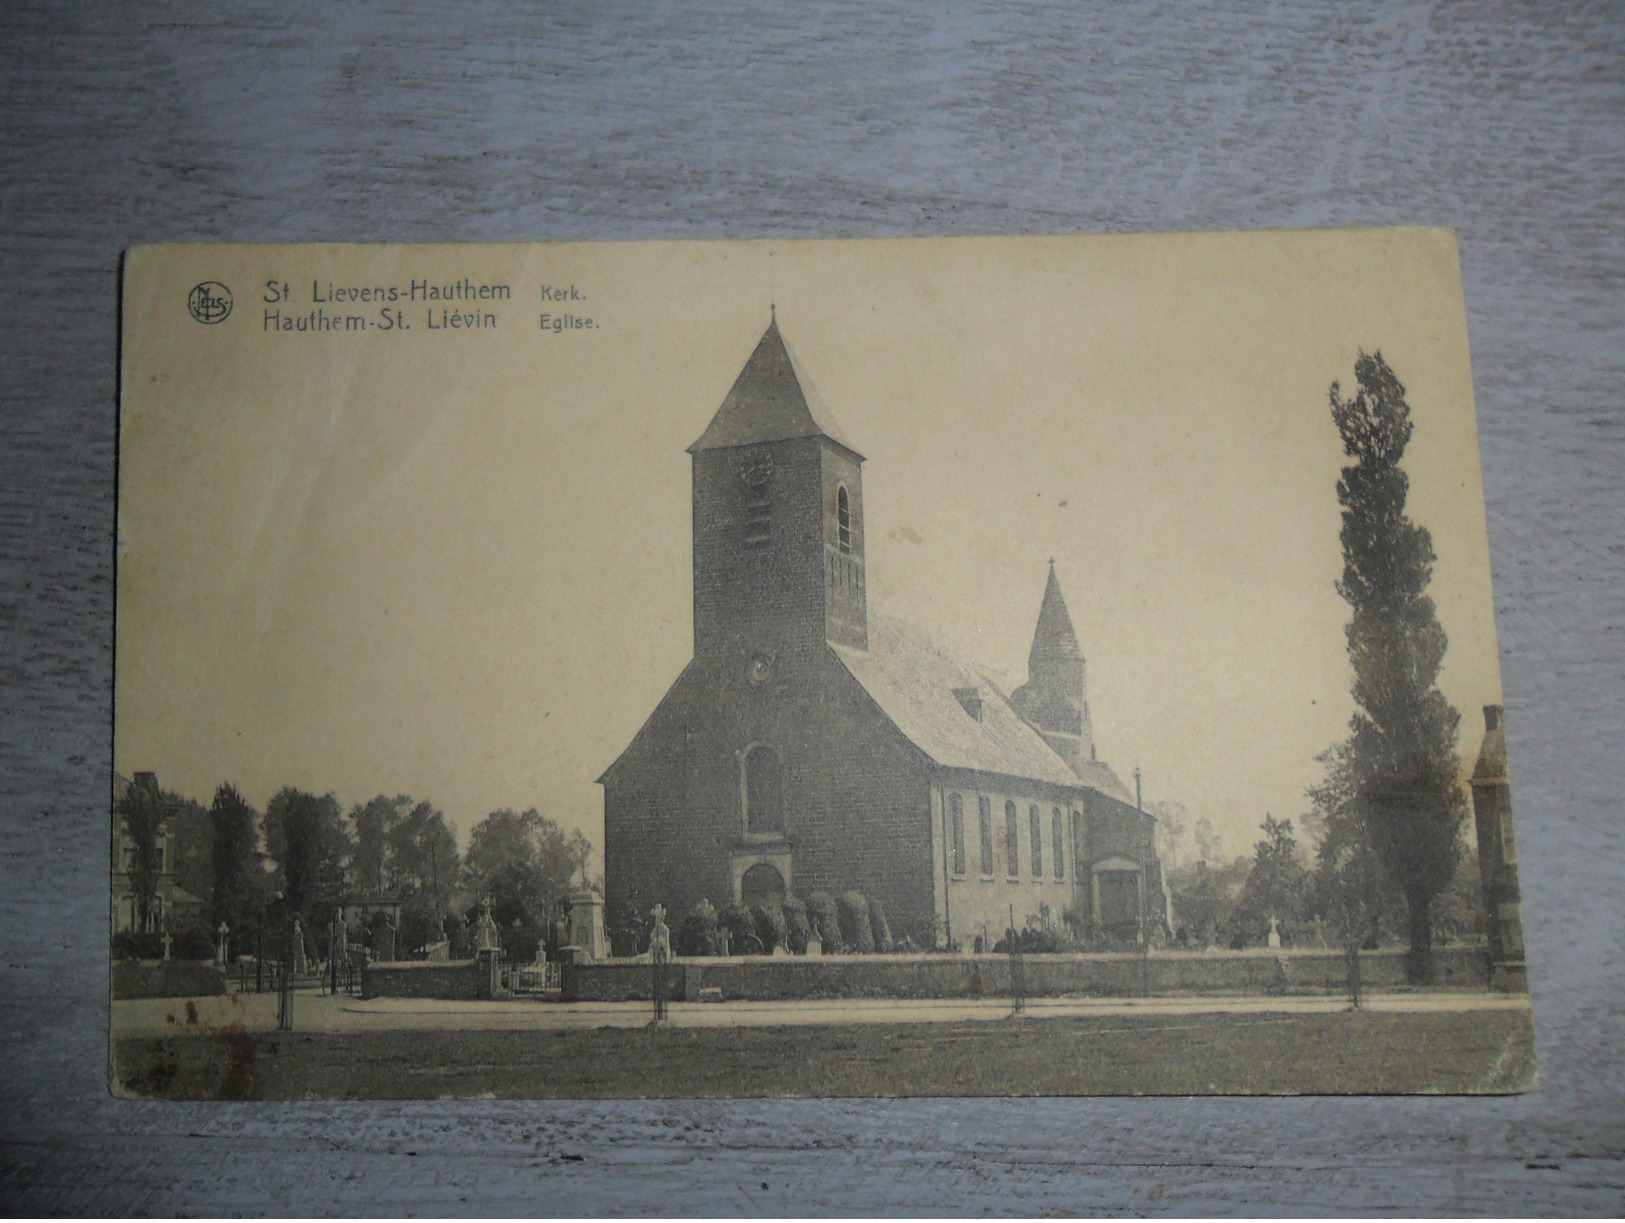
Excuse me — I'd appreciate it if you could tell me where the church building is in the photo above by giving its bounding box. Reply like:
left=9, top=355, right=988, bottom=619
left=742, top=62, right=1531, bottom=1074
left=600, top=318, right=1163, bottom=951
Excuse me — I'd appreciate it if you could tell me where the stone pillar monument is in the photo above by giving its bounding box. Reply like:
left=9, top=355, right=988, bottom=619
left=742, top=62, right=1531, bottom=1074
left=1470, top=704, right=1527, bottom=991
left=565, top=892, right=606, bottom=961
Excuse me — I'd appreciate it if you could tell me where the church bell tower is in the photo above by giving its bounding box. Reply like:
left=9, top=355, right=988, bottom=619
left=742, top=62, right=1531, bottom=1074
left=687, top=316, right=868, bottom=667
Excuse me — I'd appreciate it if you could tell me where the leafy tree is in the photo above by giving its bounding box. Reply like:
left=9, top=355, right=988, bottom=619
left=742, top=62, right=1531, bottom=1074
left=675, top=900, right=721, bottom=957
left=118, top=774, right=166, bottom=932
left=1305, top=741, right=1405, bottom=951
left=463, top=808, right=589, bottom=930
left=1191, top=816, right=1225, bottom=866
left=264, top=788, right=351, bottom=921
left=1148, top=800, right=1190, bottom=874
left=1234, top=814, right=1310, bottom=945
left=165, top=792, right=213, bottom=908
left=385, top=800, right=460, bottom=917
left=1327, top=352, right=1468, bottom=982
left=1167, top=856, right=1250, bottom=947
left=208, top=783, right=262, bottom=931
left=349, top=794, right=412, bottom=895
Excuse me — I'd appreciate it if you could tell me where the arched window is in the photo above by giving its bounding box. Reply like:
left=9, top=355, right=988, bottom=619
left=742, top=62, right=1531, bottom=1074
left=949, top=793, right=966, bottom=876
left=837, top=485, right=852, bottom=554
left=744, top=746, right=783, bottom=835
left=978, top=797, right=994, bottom=876
left=1053, top=808, right=1066, bottom=880
left=1072, top=809, right=1085, bottom=874
left=1030, top=804, right=1044, bottom=878
left=1005, top=801, right=1020, bottom=878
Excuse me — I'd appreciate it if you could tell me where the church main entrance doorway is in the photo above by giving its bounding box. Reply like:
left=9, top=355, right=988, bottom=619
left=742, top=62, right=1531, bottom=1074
left=1097, top=869, right=1142, bottom=936
left=740, top=862, right=787, bottom=908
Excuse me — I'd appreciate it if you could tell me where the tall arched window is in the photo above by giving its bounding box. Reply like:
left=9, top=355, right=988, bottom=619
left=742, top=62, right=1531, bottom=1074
left=949, top=793, right=966, bottom=876
left=1030, top=804, right=1044, bottom=878
left=978, top=797, right=994, bottom=876
left=837, top=485, right=852, bottom=554
left=744, top=746, right=783, bottom=835
left=1005, top=801, right=1020, bottom=878
left=1053, top=808, right=1066, bottom=880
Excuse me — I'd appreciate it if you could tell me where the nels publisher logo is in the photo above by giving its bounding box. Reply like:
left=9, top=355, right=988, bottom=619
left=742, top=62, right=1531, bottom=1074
left=187, top=281, right=233, bottom=325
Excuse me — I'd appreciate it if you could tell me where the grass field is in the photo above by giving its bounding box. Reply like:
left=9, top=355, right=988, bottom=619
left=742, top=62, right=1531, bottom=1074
left=114, top=1006, right=1535, bottom=1099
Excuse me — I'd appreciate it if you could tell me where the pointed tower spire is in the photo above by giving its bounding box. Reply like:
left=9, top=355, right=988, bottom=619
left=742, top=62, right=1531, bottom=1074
left=1011, top=564, right=1094, bottom=772
left=1029, top=559, right=1083, bottom=671
left=688, top=316, right=861, bottom=458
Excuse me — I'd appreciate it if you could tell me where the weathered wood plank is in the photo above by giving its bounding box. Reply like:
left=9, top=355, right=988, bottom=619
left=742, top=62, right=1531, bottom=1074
left=2, top=1, right=1621, bottom=1213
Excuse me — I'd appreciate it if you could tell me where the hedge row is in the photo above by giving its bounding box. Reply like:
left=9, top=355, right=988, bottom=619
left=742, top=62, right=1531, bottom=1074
left=669, top=891, right=895, bottom=956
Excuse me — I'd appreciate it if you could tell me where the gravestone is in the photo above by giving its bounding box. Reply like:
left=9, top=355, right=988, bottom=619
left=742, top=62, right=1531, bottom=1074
left=216, top=922, right=229, bottom=966
left=1267, top=916, right=1282, bottom=950
left=650, top=904, right=671, bottom=1022
left=472, top=898, right=501, bottom=953
left=291, top=918, right=308, bottom=974
left=649, top=904, right=671, bottom=960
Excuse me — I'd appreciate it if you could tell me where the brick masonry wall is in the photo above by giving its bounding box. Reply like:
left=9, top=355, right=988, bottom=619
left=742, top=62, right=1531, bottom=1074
left=110, top=961, right=227, bottom=1000
left=604, top=642, right=938, bottom=950
left=361, top=959, right=483, bottom=1001
left=561, top=947, right=1492, bottom=1002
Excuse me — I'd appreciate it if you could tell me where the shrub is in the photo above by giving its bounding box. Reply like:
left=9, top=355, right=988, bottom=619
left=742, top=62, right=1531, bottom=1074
left=867, top=896, right=894, bottom=953
left=171, top=925, right=216, bottom=961
left=992, top=927, right=1067, bottom=954
left=836, top=891, right=875, bottom=954
left=751, top=903, right=788, bottom=953
left=781, top=897, right=812, bottom=954
left=111, top=931, right=163, bottom=961
left=805, top=892, right=841, bottom=950
left=675, top=904, right=722, bottom=956
left=718, top=904, right=760, bottom=954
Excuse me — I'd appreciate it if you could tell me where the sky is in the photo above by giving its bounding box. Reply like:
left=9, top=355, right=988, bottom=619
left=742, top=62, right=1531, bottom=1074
left=117, top=230, right=1502, bottom=865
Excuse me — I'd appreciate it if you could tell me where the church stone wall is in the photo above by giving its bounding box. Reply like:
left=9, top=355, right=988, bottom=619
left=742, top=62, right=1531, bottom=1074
left=603, top=651, right=939, bottom=949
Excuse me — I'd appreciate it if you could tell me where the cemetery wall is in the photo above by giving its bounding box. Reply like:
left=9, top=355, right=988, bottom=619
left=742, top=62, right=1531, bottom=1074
left=110, top=961, right=227, bottom=1000
left=362, top=959, right=484, bottom=1001
left=561, top=947, right=1491, bottom=1003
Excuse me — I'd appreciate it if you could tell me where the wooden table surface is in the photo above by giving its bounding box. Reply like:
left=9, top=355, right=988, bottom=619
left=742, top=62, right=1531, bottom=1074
left=2, top=3, right=1620, bottom=1214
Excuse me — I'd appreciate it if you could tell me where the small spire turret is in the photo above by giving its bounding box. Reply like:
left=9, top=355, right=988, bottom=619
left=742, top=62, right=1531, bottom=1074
left=1011, top=564, right=1094, bottom=772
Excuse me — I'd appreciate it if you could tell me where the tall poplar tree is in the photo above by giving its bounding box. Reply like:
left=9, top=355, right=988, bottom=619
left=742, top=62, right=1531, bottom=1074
left=1328, top=352, right=1467, bottom=983
left=209, top=783, right=261, bottom=931
left=118, top=773, right=166, bottom=932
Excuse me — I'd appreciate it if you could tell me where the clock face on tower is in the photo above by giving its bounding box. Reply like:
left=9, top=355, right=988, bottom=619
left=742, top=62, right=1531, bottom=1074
left=748, top=653, right=775, bottom=685
left=739, top=457, right=773, bottom=487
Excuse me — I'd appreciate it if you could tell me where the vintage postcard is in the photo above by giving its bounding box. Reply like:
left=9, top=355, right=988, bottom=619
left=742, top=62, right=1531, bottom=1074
left=113, top=230, right=1532, bottom=1098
